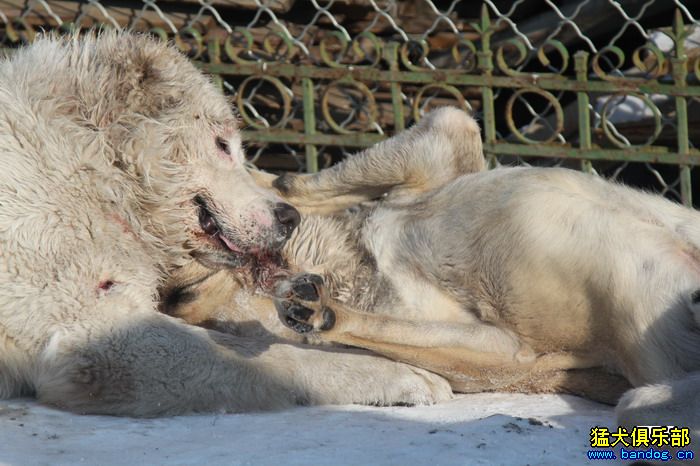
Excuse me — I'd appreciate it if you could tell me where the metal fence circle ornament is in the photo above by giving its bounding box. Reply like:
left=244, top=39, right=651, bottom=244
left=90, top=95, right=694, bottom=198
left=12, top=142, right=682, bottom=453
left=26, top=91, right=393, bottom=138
left=496, top=38, right=529, bottom=76
left=321, top=79, right=378, bottom=134
left=413, top=84, right=469, bottom=122
left=451, top=37, right=478, bottom=72
left=591, top=46, right=626, bottom=80
left=632, top=43, right=667, bottom=79
left=174, top=27, right=204, bottom=60
left=400, top=39, right=430, bottom=71
left=505, top=88, right=565, bottom=145
left=537, top=40, right=569, bottom=74
left=236, top=76, right=292, bottom=130
left=224, top=28, right=257, bottom=64
left=600, top=93, right=662, bottom=148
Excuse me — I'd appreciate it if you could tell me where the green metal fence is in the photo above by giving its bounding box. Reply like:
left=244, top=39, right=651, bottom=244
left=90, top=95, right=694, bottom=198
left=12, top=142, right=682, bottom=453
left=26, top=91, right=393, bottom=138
left=2, top=0, right=700, bottom=204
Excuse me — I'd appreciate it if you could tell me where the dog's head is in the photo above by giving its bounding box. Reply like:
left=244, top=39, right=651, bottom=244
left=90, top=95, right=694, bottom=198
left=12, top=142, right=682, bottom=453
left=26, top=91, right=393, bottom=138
left=66, top=32, right=299, bottom=276
left=180, top=118, right=300, bottom=274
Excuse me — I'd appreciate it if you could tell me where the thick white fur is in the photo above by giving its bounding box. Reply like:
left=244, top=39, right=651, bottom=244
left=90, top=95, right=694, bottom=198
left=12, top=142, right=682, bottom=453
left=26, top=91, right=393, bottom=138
left=0, top=32, right=451, bottom=416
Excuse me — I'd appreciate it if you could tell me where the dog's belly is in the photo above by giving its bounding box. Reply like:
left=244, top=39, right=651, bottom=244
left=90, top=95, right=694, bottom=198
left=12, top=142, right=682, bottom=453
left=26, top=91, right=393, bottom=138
left=503, top=265, right=608, bottom=353
left=384, top=270, right=479, bottom=323
left=362, top=168, right=700, bottom=388
left=361, top=196, right=614, bottom=349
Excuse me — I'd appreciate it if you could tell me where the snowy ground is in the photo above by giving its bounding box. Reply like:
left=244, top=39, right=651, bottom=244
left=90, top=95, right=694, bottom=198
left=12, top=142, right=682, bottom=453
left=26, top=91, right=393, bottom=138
left=0, top=393, right=617, bottom=466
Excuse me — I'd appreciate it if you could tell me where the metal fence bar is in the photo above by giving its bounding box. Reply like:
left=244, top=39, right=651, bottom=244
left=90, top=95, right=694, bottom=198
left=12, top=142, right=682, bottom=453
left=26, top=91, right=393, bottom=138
left=385, top=42, right=405, bottom=133
left=302, top=77, right=318, bottom=173
left=477, top=6, right=497, bottom=168
left=575, top=51, right=593, bottom=174
left=672, top=10, right=693, bottom=206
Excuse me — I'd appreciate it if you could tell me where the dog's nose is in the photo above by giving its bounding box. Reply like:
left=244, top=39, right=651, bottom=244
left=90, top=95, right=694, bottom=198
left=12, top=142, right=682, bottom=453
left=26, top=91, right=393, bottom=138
left=274, top=202, right=301, bottom=239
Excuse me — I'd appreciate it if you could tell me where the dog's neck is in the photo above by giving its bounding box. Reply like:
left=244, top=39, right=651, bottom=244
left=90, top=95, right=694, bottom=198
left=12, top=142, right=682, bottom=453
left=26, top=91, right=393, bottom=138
left=282, top=208, right=395, bottom=312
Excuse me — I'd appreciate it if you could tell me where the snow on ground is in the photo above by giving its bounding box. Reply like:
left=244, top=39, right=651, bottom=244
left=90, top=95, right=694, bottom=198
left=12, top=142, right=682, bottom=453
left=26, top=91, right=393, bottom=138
left=0, top=393, right=615, bottom=466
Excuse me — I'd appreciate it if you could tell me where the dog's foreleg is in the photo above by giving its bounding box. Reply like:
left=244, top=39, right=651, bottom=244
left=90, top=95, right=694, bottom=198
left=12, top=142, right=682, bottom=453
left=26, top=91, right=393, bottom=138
left=34, top=312, right=451, bottom=416
left=275, top=274, right=610, bottom=392
left=280, top=307, right=610, bottom=394
left=276, top=294, right=542, bottom=391
left=269, top=107, right=485, bottom=214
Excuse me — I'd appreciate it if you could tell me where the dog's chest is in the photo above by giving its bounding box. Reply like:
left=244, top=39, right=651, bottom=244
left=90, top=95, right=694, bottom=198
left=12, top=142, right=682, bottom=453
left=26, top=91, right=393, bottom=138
left=362, top=209, right=470, bottom=322
left=363, top=208, right=403, bottom=271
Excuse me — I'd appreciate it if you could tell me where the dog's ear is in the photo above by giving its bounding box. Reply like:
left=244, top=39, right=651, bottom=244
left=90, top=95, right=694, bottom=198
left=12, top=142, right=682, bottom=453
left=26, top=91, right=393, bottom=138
left=104, top=42, right=182, bottom=123
left=76, top=35, right=198, bottom=172
left=80, top=34, right=188, bottom=129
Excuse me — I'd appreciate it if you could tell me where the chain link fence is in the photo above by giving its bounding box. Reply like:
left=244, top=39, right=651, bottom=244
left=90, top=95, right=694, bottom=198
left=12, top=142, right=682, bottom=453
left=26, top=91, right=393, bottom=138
left=1, top=0, right=700, bottom=204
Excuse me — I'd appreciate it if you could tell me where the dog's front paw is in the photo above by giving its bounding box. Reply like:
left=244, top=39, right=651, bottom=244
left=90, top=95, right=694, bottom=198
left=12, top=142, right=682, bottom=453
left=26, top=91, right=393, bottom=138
left=383, top=365, right=453, bottom=406
left=275, top=300, right=336, bottom=334
left=274, top=273, right=335, bottom=334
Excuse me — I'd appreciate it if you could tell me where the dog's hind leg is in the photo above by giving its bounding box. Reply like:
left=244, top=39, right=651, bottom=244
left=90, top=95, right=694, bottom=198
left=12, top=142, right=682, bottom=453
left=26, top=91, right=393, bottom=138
left=267, top=107, right=485, bottom=214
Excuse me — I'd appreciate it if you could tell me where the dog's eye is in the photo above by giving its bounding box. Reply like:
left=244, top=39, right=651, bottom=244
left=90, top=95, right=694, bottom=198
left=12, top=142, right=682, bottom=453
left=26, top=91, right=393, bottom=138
left=215, top=137, right=231, bottom=156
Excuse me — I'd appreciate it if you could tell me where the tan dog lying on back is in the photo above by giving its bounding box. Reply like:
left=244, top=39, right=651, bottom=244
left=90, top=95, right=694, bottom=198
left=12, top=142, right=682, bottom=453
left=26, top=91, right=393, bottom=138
left=167, top=107, right=700, bottom=432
